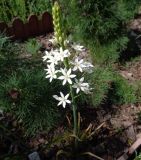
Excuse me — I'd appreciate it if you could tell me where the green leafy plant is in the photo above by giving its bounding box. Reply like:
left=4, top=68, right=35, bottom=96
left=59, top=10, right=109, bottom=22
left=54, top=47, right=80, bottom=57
left=0, top=69, right=63, bottom=135
left=0, top=0, right=52, bottom=22
left=0, top=0, right=26, bottom=22
left=59, top=0, right=140, bottom=64
left=89, top=67, right=114, bottom=107
left=25, top=38, right=41, bottom=56
left=87, top=66, right=137, bottom=107
left=0, top=33, right=21, bottom=75
left=110, top=74, right=137, bottom=105
left=27, top=0, right=52, bottom=16
left=0, top=33, right=20, bottom=59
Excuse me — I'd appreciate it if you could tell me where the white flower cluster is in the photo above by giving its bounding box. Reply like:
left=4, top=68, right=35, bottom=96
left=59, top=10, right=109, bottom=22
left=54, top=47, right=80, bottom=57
left=43, top=39, right=94, bottom=108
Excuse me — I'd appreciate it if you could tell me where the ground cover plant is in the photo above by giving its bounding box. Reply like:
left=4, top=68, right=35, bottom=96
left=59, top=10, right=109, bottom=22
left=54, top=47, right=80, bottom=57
left=0, top=33, right=65, bottom=135
left=89, top=66, right=137, bottom=107
left=0, top=69, right=62, bottom=135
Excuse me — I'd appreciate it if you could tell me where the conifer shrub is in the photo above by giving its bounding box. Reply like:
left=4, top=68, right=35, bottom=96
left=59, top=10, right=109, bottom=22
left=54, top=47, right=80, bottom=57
left=88, top=67, right=137, bottom=107
left=110, top=75, right=137, bottom=105
left=88, top=67, right=114, bottom=107
left=0, top=69, right=63, bottom=135
left=59, top=0, right=140, bottom=63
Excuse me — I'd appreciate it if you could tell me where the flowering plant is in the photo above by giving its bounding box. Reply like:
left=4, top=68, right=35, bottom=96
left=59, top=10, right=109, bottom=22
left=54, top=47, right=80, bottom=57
left=42, top=1, right=94, bottom=144
left=43, top=45, right=93, bottom=104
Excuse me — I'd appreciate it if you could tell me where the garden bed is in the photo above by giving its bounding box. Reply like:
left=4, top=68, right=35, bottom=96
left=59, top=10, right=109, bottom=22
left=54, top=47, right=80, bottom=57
left=0, top=32, right=141, bottom=160
left=0, top=1, right=141, bottom=160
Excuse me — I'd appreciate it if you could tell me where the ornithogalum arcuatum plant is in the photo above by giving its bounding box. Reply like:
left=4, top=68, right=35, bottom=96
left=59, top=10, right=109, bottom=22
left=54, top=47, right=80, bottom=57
left=43, top=1, right=94, bottom=145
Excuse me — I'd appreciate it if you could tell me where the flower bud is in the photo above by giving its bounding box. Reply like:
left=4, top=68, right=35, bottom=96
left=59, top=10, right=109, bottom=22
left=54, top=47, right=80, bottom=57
left=52, top=1, right=65, bottom=47
left=59, top=36, right=62, bottom=43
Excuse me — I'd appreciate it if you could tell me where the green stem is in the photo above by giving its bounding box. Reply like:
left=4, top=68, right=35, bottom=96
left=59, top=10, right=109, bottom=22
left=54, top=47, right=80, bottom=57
left=70, top=85, right=78, bottom=146
left=53, top=0, right=78, bottom=148
left=63, top=53, right=78, bottom=147
left=61, top=27, right=78, bottom=147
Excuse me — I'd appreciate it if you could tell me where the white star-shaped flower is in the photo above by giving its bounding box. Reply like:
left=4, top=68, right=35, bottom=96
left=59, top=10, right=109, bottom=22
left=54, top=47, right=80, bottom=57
left=58, top=68, right=76, bottom=85
left=47, top=53, right=59, bottom=65
left=42, top=51, right=51, bottom=61
left=72, top=43, right=85, bottom=51
left=53, top=92, right=71, bottom=108
left=72, top=58, right=85, bottom=72
left=58, top=47, right=70, bottom=61
left=45, top=64, right=58, bottom=82
left=72, top=77, right=91, bottom=94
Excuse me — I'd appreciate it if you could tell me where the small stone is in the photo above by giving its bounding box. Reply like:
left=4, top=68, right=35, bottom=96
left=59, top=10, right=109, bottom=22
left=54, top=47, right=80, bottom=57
left=28, top=152, right=40, bottom=160
left=123, top=122, right=136, bottom=143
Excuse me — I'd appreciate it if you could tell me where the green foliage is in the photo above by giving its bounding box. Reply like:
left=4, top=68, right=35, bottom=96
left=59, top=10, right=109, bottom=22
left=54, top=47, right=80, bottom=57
left=110, top=74, right=137, bottom=105
left=60, top=0, right=139, bottom=42
left=59, top=0, right=140, bottom=64
left=88, top=66, right=137, bottom=107
left=0, top=33, right=20, bottom=77
left=0, top=33, right=20, bottom=75
left=0, top=0, right=52, bottom=22
left=0, top=0, right=26, bottom=22
left=25, top=38, right=41, bottom=56
left=135, top=80, right=141, bottom=103
left=0, top=69, right=63, bottom=135
left=89, top=67, right=114, bottom=107
left=0, top=33, right=20, bottom=60
left=90, top=36, right=129, bottom=64
left=27, top=0, right=52, bottom=16
left=134, top=153, right=141, bottom=160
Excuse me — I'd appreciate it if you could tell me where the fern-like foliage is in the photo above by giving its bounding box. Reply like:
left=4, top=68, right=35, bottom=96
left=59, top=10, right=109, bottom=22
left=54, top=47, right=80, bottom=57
left=86, top=66, right=137, bottom=107
left=25, top=38, right=41, bottom=56
left=109, top=74, right=137, bottom=105
left=59, top=0, right=140, bottom=63
left=0, top=69, right=64, bottom=135
left=87, top=67, right=114, bottom=107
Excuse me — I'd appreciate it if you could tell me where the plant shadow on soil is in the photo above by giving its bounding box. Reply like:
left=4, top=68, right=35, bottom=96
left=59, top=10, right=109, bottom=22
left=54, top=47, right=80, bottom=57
left=120, top=30, right=141, bottom=62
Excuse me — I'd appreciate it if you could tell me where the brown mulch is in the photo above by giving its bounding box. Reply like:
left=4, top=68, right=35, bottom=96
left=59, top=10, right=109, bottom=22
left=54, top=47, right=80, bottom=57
left=119, top=57, right=141, bottom=82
